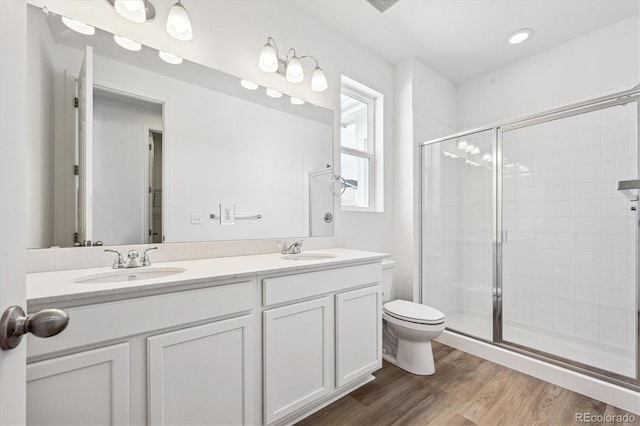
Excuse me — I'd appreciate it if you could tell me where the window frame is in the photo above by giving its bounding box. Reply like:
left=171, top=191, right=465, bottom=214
left=340, top=85, right=376, bottom=212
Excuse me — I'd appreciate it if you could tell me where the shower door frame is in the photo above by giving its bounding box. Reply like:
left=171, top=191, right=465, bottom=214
left=418, top=85, right=640, bottom=390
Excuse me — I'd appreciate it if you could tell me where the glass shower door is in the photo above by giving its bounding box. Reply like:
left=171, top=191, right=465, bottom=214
left=499, top=98, right=639, bottom=379
left=421, top=129, right=494, bottom=341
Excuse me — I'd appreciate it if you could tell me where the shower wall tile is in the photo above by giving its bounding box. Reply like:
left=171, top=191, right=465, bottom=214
left=502, top=102, right=637, bottom=351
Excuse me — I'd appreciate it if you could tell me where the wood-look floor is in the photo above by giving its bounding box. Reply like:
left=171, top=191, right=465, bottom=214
left=297, top=342, right=637, bottom=426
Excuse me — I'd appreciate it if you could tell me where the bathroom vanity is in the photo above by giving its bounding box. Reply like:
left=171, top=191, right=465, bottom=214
left=25, top=248, right=385, bottom=425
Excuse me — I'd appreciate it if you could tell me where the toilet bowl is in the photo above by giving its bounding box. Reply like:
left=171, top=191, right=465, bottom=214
left=381, top=260, right=445, bottom=376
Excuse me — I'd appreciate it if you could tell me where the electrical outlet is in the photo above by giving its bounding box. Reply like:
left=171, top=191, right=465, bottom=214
left=191, top=214, right=203, bottom=224
left=220, top=203, right=235, bottom=225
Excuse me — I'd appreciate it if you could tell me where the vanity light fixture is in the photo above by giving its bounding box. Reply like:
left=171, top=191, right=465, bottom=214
left=240, top=80, right=259, bottom=90
left=290, top=97, right=306, bottom=105
left=464, top=144, right=475, bottom=153
left=266, top=88, right=283, bottom=98
left=258, top=37, right=328, bottom=92
left=457, top=140, right=468, bottom=150
left=470, top=147, right=481, bottom=155
left=105, top=0, right=156, bottom=23
left=166, top=0, right=193, bottom=41
left=113, top=34, right=142, bottom=51
left=61, top=17, right=95, bottom=35
left=158, top=51, right=183, bottom=64
left=506, top=28, right=534, bottom=45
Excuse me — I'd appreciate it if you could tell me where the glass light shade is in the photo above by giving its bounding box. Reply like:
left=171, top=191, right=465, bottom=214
left=166, top=1, right=193, bottom=41
left=457, top=140, right=468, bottom=150
left=114, top=0, right=147, bottom=23
left=311, top=66, right=328, bottom=92
left=240, top=79, right=259, bottom=90
left=158, top=51, right=183, bottom=65
left=465, top=144, right=475, bottom=153
left=482, top=153, right=493, bottom=162
left=61, top=17, right=95, bottom=35
left=471, top=147, right=480, bottom=155
left=285, top=56, right=304, bottom=83
left=266, top=88, right=282, bottom=98
left=113, top=34, right=141, bottom=51
left=290, top=97, right=305, bottom=105
left=259, top=43, right=278, bottom=73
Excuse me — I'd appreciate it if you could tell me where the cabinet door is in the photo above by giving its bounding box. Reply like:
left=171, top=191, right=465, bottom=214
left=335, top=285, right=382, bottom=387
left=263, top=297, right=332, bottom=424
left=27, top=343, right=131, bottom=426
left=147, top=315, right=254, bottom=426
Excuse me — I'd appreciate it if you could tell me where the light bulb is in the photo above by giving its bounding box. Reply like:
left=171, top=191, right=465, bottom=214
left=114, top=0, right=146, bottom=23
left=290, top=97, right=305, bottom=105
left=166, top=1, right=193, bottom=41
left=266, top=88, right=282, bottom=98
left=158, top=51, right=183, bottom=65
left=457, top=140, right=468, bottom=150
left=286, top=56, right=304, bottom=83
left=61, top=17, right=95, bottom=35
left=311, top=66, right=328, bottom=92
left=240, top=80, right=259, bottom=90
left=259, top=43, right=278, bottom=73
left=113, top=34, right=141, bottom=51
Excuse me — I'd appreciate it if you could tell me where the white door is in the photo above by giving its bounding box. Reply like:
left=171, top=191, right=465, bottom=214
left=77, top=45, right=94, bottom=243
left=0, top=1, right=27, bottom=424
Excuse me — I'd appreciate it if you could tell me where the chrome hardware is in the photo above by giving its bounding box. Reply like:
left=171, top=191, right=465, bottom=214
left=329, top=175, right=346, bottom=196
left=210, top=213, right=262, bottom=220
left=105, top=249, right=125, bottom=269
left=324, top=212, right=333, bottom=223
left=142, top=247, right=158, bottom=266
left=0, top=306, right=69, bottom=350
left=125, top=250, right=142, bottom=268
left=278, top=240, right=304, bottom=255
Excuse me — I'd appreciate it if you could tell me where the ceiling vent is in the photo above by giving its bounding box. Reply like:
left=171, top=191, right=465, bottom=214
left=364, top=0, right=399, bottom=13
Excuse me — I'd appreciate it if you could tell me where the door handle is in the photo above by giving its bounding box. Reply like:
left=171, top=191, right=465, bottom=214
left=0, top=306, right=69, bottom=350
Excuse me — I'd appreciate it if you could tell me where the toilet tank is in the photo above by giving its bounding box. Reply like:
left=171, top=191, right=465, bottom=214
left=381, top=259, right=395, bottom=303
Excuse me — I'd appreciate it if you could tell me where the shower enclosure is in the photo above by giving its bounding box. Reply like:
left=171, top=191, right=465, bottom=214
left=420, top=86, right=640, bottom=387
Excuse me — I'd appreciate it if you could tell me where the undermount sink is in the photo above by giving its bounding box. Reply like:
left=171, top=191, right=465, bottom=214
left=73, top=267, right=187, bottom=284
left=280, top=253, right=337, bottom=261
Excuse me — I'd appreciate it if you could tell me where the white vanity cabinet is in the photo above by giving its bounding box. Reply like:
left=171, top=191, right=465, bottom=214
left=26, top=280, right=255, bottom=426
left=262, top=263, right=382, bottom=425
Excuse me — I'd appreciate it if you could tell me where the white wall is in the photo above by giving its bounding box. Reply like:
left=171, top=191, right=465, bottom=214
left=93, top=93, right=162, bottom=245
left=26, top=6, right=55, bottom=248
left=394, top=58, right=457, bottom=301
left=27, top=0, right=396, bottom=257
left=457, top=16, right=640, bottom=129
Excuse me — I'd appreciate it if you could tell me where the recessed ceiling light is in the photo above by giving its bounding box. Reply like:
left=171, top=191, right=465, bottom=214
left=266, top=88, right=283, bottom=98
left=240, top=79, right=259, bottom=90
left=507, top=28, right=534, bottom=45
left=61, top=16, right=95, bottom=35
left=290, top=97, right=305, bottom=105
left=113, top=34, right=141, bottom=51
left=158, top=51, right=183, bottom=64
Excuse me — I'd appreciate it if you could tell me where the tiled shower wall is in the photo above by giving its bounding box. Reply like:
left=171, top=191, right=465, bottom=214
left=502, top=102, right=638, bottom=350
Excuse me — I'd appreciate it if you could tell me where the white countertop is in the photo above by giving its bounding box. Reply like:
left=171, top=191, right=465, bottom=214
left=27, top=248, right=388, bottom=308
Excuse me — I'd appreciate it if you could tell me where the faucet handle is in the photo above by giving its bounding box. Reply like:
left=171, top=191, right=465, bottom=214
left=277, top=240, right=290, bottom=254
left=291, top=240, right=304, bottom=254
left=142, top=247, right=158, bottom=266
left=104, top=249, right=125, bottom=269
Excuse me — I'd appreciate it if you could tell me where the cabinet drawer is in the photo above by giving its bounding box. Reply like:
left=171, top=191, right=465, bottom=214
left=263, top=262, right=381, bottom=307
left=28, top=281, right=254, bottom=359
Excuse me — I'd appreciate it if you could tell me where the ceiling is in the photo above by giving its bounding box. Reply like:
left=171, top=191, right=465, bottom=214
left=290, top=0, right=639, bottom=84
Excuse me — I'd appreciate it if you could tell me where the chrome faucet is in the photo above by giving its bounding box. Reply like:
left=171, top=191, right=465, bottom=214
left=105, top=247, right=158, bottom=269
left=278, top=240, right=303, bottom=255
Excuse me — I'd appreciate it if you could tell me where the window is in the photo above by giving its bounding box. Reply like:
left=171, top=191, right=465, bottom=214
left=340, top=77, right=382, bottom=211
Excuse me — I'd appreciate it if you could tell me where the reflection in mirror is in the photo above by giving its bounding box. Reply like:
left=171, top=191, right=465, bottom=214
left=26, top=5, right=334, bottom=249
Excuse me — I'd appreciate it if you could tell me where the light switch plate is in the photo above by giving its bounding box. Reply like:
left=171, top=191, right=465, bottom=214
left=220, top=203, right=235, bottom=225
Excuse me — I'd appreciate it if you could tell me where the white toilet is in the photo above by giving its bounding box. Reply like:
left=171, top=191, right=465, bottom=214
left=381, top=259, right=445, bottom=375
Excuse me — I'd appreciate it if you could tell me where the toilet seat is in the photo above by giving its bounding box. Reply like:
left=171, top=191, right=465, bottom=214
left=383, top=300, right=445, bottom=325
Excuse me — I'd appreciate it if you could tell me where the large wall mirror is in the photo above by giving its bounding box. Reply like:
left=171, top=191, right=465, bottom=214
left=26, top=4, right=335, bottom=249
